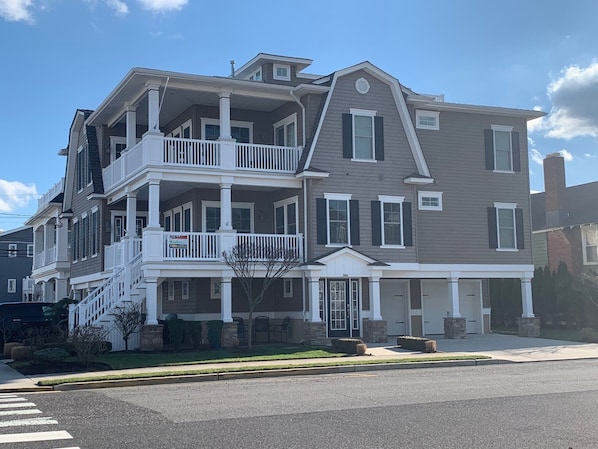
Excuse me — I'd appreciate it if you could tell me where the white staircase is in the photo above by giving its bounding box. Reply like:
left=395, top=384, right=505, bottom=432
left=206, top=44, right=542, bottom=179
left=69, top=252, right=146, bottom=351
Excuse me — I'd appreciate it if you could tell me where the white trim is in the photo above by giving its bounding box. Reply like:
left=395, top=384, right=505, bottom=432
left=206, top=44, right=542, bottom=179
left=201, top=117, right=254, bottom=143
left=378, top=195, right=404, bottom=203
left=350, top=109, right=376, bottom=161
left=273, top=113, right=297, bottom=147
left=202, top=201, right=254, bottom=233
left=8, top=243, right=17, bottom=258
left=324, top=193, right=352, bottom=247
left=378, top=196, right=405, bottom=247
left=167, top=282, right=174, bottom=301
left=283, top=278, right=293, bottom=298
left=273, top=196, right=299, bottom=235
left=110, top=136, right=127, bottom=163
left=418, top=191, right=443, bottom=211
left=494, top=202, right=518, bottom=251
left=210, top=278, right=221, bottom=299
left=273, top=63, right=291, bottom=81
left=349, top=108, right=376, bottom=117
left=248, top=67, right=262, bottom=81
left=182, top=280, right=190, bottom=300
left=415, top=110, right=440, bottom=130
left=491, top=124, right=514, bottom=132
left=491, top=125, right=514, bottom=172
left=163, top=202, right=193, bottom=232
left=324, top=193, right=352, bottom=201
left=7, top=279, right=16, bottom=293
left=581, top=224, right=598, bottom=265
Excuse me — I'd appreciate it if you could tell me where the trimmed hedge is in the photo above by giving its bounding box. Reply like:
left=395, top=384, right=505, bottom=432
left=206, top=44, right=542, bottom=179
left=4, top=342, right=21, bottom=358
left=332, top=338, right=366, bottom=355
left=33, top=347, right=69, bottom=364
left=397, top=336, right=437, bottom=353
left=186, top=321, right=203, bottom=349
left=207, top=320, right=223, bottom=348
left=166, top=319, right=185, bottom=349
left=11, top=345, right=33, bottom=361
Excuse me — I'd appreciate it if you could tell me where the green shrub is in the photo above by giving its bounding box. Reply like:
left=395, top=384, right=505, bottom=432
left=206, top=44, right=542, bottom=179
left=331, top=338, right=365, bottom=354
left=186, top=321, right=203, bottom=349
left=33, top=347, right=69, bottom=364
left=207, top=320, right=223, bottom=349
left=166, top=319, right=185, bottom=349
left=397, top=336, right=437, bottom=353
left=579, top=327, right=598, bottom=343
left=68, top=325, right=108, bottom=367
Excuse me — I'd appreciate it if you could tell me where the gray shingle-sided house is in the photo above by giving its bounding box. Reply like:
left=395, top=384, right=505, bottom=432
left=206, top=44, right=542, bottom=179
left=37, top=53, right=544, bottom=350
left=531, top=152, right=598, bottom=275
left=0, top=226, right=33, bottom=303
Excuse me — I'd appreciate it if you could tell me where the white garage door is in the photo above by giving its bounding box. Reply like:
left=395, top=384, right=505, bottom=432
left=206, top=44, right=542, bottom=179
left=459, top=280, right=482, bottom=334
left=422, top=280, right=449, bottom=335
left=380, top=280, right=409, bottom=336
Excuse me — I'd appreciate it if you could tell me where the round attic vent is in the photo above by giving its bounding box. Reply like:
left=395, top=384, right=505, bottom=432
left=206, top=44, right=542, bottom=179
left=355, top=77, right=370, bottom=94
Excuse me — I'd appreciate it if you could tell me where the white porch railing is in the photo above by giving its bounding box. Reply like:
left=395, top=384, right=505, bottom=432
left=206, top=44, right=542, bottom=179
left=37, top=178, right=64, bottom=210
left=163, top=232, right=220, bottom=260
left=236, top=143, right=300, bottom=173
left=104, top=238, right=142, bottom=270
left=236, top=233, right=303, bottom=260
left=163, top=137, right=220, bottom=167
left=33, top=246, right=57, bottom=270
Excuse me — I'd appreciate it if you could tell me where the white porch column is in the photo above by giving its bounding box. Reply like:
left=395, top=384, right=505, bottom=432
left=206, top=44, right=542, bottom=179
left=307, top=277, right=321, bottom=322
left=126, top=105, right=137, bottom=149
left=448, top=276, right=461, bottom=317
left=219, top=181, right=233, bottom=231
left=55, top=278, right=68, bottom=301
left=521, top=276, right=535, bottom=318
left=125, top=191, right=138, bottom=263
left=146, top=83, right=161, bottom=134
left=43, top=282, right=54, bottom=303
left=145, top=276, right=159, bottom=325
left=218, top=90, right=232, bottom=140
left=220, top=274, right=233, bottom=323
left=369, top=275, right=382, bottom=321
left=55, top=219, right=68, bottom=261
left=43, top=223, right=53, bottom=255
left=147, top=180, right=161, bottom=228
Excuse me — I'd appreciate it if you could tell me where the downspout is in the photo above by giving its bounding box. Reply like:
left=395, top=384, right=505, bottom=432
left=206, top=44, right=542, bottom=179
left=290, top=89, right=306, bottom=151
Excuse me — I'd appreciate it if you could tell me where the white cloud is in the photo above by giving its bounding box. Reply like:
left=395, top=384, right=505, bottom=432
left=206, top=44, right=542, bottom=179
left=529, top=148, right=544, bottom=166
left=106, top=0, right=128, bottom=15
left=0, top=180, right=37, bottom=213
left=0, top=0, right=34, bottom=23
left=558, top=149, right=574, bottom=161
left=136, top=0, right=187, bottom=12
left=584, top=153, right=597, bottom=159
left=534, top=62, right=598, bottom=139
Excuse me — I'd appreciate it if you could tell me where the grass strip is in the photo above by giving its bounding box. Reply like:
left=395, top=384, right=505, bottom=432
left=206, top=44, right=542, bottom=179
left=38, top=355, right=489, bottom=386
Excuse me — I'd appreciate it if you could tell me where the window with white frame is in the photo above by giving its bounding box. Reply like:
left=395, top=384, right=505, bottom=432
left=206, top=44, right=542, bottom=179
left=283, top=279, right=293, bottom=298
left=27, top=244, right=34, bottom=258
left=168, top=282, right=174, bottom=301
left=202, top=118, right=253, bottom=143
left=351, top=108, right=375, bottom=161
left=203, top=201, right=253, bottom=233
left=8, top=243, right=17, bottom=258
left=489, top=202, right=522, bottom=251
left=169, top=119, right=192, bottom=139
left=7, top=279, right=16, bottom=294
left=379, top=195, right=404, bottom=247
left=582, top=224, right=598, bottom=265
left=72, top=219, right=79, bottom=261
left=248, top=67, right=262, bottom=81
left=415, top=110, right=440, bottom=130
left=182, top=281, right=190, bottom=300
left=326, top=194, right=351, bottom=245
left=273, top=114, right=297, bottom=147
left=274, top=196, right=298, bottom=235
left=273, top=63, right=290, bottom=81
left=81, top=213, right=88, bottom=260
left=163, top=203, right=192, bottom=233
left=91, top=208, right=99, bottom=256
left=418, top=191, right=443, bottom=211
left=492, top=125, right=513, bottom=172
left=76, top=146, right=85, bottom=191
left=110, top=136, right=127, bottom=162
left=210, top=278, right=221, bottom=299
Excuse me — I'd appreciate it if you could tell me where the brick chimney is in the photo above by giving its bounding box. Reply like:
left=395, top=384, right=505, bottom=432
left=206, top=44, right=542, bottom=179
left=543, top=153, right=566, bottom=228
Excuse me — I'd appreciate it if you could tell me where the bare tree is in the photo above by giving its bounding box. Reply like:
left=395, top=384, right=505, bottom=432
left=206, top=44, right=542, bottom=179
left=112, top=302, right=145, bottom=351
left=223, top=243, right=299, bottom=350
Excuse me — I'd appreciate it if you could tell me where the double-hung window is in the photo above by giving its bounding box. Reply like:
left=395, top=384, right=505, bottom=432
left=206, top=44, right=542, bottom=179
left=91, top=208, right=99, bottom=256
left=582, top=224, right=598, bottom=265
left=316, top=194, right=359, bottom=247
left=274, top=197, right=298, bottom=235
left=485, top=125, right=520, bottom=172
left=488, top=203, right=524, bottom=251
left=8, top=243, right=17, bottom=258
left=72, top=219, right=79, bottom=262
left=343, top=109, right=384, bottom=161
left=371, top=196, right=413, bottom=247
left=163, top=203, right=192, bottom=233
left=273, top=114, right=297, bottom=147
left=202, top=118, right=253, bottom=143
left=203, top=201, right=253, bottom=233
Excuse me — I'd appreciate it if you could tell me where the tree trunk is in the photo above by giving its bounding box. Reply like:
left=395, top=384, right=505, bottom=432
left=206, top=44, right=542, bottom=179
left=247, top=308, right=254, bottom=351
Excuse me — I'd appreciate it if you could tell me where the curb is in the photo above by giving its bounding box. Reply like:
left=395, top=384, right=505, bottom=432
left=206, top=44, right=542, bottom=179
left=51, top=358, right=509, bottom=391
left=0, top=386, right=54, bottom=393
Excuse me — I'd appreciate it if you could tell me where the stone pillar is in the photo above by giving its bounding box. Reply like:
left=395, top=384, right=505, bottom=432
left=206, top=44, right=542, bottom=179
left=362, top=318, right=387, bottom=343
left=448, top=276, right=461, bottom=317
left=518, top=317, right=541, bottom=337
left=307, top=277, right=322, bottom=322
left=221, top=321, right=238, bottom=348
left=369, top=275, right=382, bottom=320
left=303, top=321, right=327, bottom=346
left=126, top=105, right=137, bottom=149
left=146, top=83, right=161, bottom=134
left=140, top=324, right=164, bottom=351
left=218, top=90, right=232, bottom=140
left=444, top=317, right=466, bottom=339
left=220, top=275, right=232, bottom=323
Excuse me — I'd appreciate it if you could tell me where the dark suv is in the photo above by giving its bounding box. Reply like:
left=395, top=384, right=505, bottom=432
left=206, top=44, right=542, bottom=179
left=0, top=302, right=57, bottom=344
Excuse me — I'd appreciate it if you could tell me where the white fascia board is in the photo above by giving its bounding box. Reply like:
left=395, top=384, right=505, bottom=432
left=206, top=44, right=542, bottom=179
left=416, top=101, right=546, bottom=120
left=291, top=84, right=330, bottom=97
left=234, top=53, right=313, bottom=78
left=384, top=263, right=535, bottom=278
left=403, top=177, right=435, bottom=185
left=295, top=170, right=330, bottom=179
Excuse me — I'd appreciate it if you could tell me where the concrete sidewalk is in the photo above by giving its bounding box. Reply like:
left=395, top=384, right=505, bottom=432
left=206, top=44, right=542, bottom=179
left=1, top=334, right=597, bottom=392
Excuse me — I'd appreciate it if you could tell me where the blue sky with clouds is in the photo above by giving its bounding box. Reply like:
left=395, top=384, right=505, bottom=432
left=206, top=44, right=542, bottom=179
left=0, top=0, right=597, bottom=231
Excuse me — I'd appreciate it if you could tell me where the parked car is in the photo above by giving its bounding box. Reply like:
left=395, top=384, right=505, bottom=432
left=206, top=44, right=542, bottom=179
left=0, top=302, right=59, bottom=345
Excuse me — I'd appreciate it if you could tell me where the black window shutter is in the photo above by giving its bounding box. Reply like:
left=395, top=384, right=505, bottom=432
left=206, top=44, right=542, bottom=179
left=403, top=202, right=413, bottom=246
left=487, top=207, right=498, bottom=248
left=342, top=113, right=353, bottom=159
left=511, top=131, right=521, bottom=172
left=484, top=129, right=494, bottom=170
left=350, top=200, right=360, bottom=245
left=371, top=201, right=381, bottom=245
left=316, top=198, right=327, bottom=245
left=374, top=116, right=384, bottom=161
left=515, top=208, right=525, bottom=249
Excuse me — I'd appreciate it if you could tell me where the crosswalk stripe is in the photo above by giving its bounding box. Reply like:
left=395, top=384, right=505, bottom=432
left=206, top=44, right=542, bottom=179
left=0, top=430, right=72, bottom=444
left=0, top=395, right=17, bottom=398
left=0, top=398, right=26, bottom=403
left=0, top=417, right=58, bottom=427
left=0, top=409, right=42, bottom=416
left=0, top=402, right=36, bottom=409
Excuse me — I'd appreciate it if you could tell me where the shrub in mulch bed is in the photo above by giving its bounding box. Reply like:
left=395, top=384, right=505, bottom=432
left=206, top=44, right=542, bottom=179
left=397, top=336, right=437, bottom=353
left=332, top=338, right=367, bottom=355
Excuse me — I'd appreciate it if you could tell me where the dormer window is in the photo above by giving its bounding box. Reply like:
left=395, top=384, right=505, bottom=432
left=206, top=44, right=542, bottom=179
left=248, top=67, right=262, bottom=81
left=416, top=110, right=440, bottom=130
left=273, top=63, right=291, bottom=81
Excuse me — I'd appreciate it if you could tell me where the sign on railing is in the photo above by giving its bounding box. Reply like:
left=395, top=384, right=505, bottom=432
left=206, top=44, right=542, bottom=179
left=163, top=232, right=220, bottom=260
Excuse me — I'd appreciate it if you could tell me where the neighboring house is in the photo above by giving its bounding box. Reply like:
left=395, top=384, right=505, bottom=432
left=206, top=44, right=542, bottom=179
left=531, top=153, right=598, bottom=275
left=38, top=53, right=543, bottom=350
left=25, top=176, right=70, bottom=303
left=0, top=227, right=33, bottom=304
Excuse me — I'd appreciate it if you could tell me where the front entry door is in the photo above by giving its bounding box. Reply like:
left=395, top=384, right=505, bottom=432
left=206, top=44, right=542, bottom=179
left=327, top=279, right=360, bottom=338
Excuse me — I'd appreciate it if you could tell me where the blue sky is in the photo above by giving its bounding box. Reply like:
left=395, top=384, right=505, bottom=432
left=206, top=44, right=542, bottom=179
left=1, top=0, right=597, bottom=231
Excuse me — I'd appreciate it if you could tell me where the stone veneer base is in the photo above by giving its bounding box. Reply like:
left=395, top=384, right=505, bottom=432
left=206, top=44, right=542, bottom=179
left=444, top=317, right=466, bottom=339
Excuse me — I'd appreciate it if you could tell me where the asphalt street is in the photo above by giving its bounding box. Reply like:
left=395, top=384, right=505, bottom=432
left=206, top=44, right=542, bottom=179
left=8, top=359, right=598, bottom=449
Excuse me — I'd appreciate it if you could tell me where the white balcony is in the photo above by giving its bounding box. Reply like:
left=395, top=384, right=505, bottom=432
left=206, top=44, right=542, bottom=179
left=104, top=238, right=143, bottom=270
left=102, top=135, right=302, bottom=192
left=33, top=246, right=56, bottom=270
left=37, top=178, right=64, bottom=210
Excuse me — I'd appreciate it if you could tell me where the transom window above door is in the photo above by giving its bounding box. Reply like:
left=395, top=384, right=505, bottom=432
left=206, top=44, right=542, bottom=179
left=201, top=118, right=253, bottom=143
